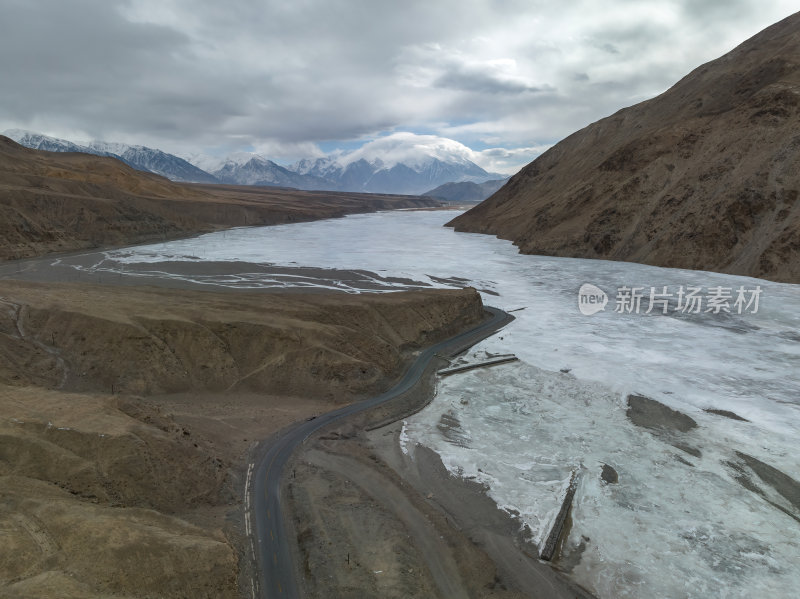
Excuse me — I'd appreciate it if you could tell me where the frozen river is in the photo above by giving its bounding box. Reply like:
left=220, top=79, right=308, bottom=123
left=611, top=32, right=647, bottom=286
left=79, top=209, right=800, bottom=598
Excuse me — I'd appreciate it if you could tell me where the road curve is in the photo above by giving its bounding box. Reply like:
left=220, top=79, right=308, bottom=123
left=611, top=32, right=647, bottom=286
left=249, top=306, right=513, bottom=599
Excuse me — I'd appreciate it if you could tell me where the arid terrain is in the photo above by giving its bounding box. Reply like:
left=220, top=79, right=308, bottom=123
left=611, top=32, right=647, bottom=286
left=449, top=12, right=800, bottom=283
left=0, top=136, right=440, bottom=261
left=0, top=135, right=559, bottom=598
left=0, top=279, right=486, bottom=598
left=4, top=3, right=799, bottom=598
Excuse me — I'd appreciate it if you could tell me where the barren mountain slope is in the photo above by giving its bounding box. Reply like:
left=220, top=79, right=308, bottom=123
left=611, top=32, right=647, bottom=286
left=449, top=12, right=800, bottom=283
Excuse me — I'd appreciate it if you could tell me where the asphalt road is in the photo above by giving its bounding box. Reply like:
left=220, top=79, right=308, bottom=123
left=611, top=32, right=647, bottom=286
left=249, top=306, right=513, bottom=599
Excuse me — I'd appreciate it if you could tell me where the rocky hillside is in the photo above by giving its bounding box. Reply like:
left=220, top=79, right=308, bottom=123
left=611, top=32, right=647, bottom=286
left=0, top=136, right=440, bottom=260
left=449, top=13, right=800, bottom=283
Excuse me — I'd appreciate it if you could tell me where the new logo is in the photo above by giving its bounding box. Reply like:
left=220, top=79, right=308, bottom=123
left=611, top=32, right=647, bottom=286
left=578, top=283, right=608, bottom=315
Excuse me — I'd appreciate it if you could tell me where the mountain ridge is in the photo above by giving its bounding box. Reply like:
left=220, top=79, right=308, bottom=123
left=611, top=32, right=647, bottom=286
left=290, top=155, right=503, bottom=195
left=212, top=155, right=333, bottom=190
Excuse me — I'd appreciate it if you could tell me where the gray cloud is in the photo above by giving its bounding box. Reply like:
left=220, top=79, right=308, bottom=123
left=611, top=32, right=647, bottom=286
left=434, top=69, right=542, bottom=94
left=0, top=0, right=797, bottom=172
left=429, top=56, right=549, bottom=95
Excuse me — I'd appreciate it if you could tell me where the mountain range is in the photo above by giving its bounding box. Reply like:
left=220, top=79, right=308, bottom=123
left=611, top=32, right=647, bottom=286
left=4, top=129, right=504, bottom=195
left=200, top=136, right=504, bottom=194
left=291, top=152, right=501, bottom=195
left=211, top=154, right=333, bottom=190
left=449, top=12, right=800, bottom=284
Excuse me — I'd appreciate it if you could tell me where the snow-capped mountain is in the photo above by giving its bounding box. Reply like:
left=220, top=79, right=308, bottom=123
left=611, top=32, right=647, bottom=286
left=289, top=133, right=504, bottom=195
left=290, top=155, right=499, bottom=195
left=3, top=130, right=218, bottom=184
left=85, top=141, right=219, bottom=184
left=292, top=155, right=345, bottom=179
left=211, top=155, right=332, bottom=189
left=208, top=133, right=504, bottom=194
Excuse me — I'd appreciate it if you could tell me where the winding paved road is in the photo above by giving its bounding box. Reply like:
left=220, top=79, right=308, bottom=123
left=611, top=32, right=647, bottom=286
left=248, top=306, right=513, bottom=599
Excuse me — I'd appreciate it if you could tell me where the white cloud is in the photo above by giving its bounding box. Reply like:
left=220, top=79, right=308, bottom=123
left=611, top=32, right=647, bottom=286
left=339, top=133, right=474, bottom=168
left=335, top=132, right=543, bottom=175
left=473, top=145, right=550, bottom=175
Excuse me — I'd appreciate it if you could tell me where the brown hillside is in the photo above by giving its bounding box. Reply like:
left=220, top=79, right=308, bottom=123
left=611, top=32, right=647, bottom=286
left=0, top=136, right=440, bottom=260
left=449, top=12, right=800, bottom=283
left=0, top=282, right=484, bottom=598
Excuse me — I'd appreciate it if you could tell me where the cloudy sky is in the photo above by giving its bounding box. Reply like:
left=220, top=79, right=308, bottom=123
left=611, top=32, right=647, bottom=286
left=0, top=0, right=796, bottom=173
